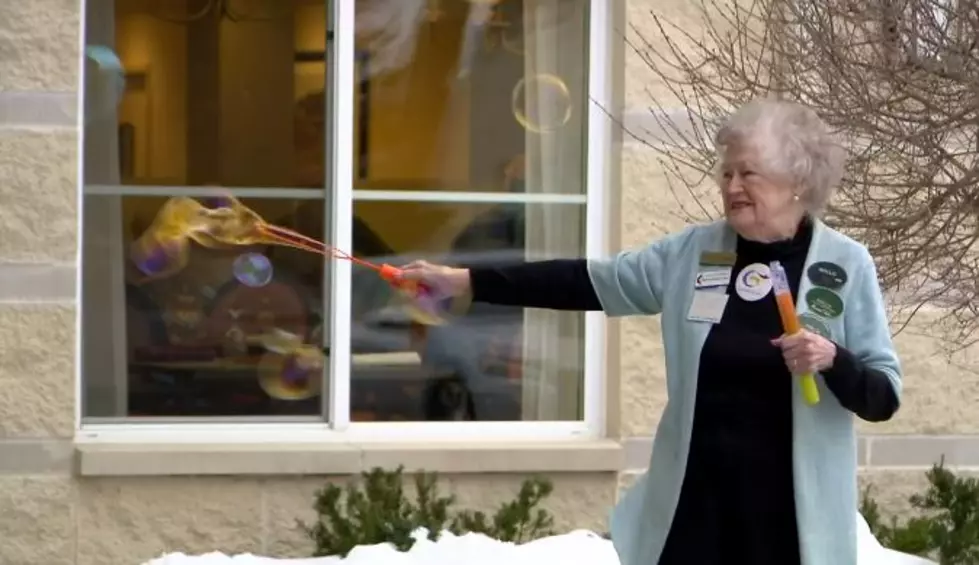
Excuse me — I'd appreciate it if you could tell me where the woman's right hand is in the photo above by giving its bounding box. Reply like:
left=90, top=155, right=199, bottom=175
left=398, top=260, right=472, bottom=298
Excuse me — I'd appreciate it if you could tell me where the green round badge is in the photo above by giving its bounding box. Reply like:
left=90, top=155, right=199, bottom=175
left=799, top=313, right=832, bottom=339
left=807, top=261, right=848, bottom=290
left=805, top=287, right=844, bottom=319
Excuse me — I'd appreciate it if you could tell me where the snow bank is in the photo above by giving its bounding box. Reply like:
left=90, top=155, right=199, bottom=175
left=142, top=512, right=936, bottom=565
left=142, top=529, right=616, bottom=565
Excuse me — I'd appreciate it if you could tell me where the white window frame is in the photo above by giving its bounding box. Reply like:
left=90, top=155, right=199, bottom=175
left=75, top=0, right=614, bottom=445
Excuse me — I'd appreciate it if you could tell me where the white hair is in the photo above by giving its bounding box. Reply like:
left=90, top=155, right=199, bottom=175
left=714, top=98, right=847, bottom=215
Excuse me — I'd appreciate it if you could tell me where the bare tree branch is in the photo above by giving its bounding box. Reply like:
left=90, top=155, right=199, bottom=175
left=629, top=0, right=979, bottom=350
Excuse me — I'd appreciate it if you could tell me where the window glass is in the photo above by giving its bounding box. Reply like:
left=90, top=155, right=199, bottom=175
left=80, top=0, right=592, bottom=424
left=349, top=201, right=586, bottom=422
left=81, top=194, right=326, bottom=419
left=347, top=0, right=591, bottom=422
left=81, top=0, right=331, bottom=420
left=84, top=0, right=331, bottom=189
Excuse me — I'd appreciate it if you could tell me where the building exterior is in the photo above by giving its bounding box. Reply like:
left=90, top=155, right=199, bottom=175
left=0, top=0, right=976, bottom=564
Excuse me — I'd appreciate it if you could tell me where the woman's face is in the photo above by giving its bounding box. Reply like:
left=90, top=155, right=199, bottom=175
left=719, top=144, right=805, bottom=241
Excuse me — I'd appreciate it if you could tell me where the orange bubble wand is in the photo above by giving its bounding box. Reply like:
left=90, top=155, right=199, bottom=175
left=130, top=195, right=443, bottom=325
left=770, top=260, right=820, bottom=405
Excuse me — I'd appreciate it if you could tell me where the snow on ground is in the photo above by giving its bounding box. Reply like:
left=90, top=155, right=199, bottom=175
left=142, top=512, right=937, bottom=565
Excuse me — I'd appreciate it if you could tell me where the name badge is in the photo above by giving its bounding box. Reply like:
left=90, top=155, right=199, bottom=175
left=699, top=251, right=737, bottom=266
left=687, top=290, right=729, bottom=324
left=695, top=267, right=732, bottom=289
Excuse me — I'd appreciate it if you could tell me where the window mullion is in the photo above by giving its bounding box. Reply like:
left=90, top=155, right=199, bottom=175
left=583, top=0, right=612, bottom=437
left=326, top=0, right=356, bottom=430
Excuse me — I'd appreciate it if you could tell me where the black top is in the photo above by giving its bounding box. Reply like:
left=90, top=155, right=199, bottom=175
left=468, top=219, right=898, bottom=565
left=661, top=219, right=809, bottom=564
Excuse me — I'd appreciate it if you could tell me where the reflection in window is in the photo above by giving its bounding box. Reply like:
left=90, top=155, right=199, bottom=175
left=80, top=0, right=592, bottom=423
left=345, top=0, right=590, bottom=423
left=89, top=0, right=334, bottom=188
left=84, top=196, right=329, bottom=418
left=349, top=201, right=585, bottom=423
left=82, top=0, right=340, bottom=419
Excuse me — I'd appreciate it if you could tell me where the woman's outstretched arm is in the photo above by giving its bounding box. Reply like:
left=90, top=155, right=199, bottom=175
left=399, top=234, right=677, bottom=316
left=468, top=259, right=602, bottom=310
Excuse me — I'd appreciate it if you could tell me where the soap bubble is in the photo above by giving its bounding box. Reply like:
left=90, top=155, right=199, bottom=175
left=281, top=355, right=316, bottom=387
left=130, top=233, right=189, bottom=280
left=258, top=348, right=323, bottom=401
left=233, top=252, right=274, bottom=288
left=399, top=283, right=452, bottom=326
left=511, top=74, right=573, bottom=134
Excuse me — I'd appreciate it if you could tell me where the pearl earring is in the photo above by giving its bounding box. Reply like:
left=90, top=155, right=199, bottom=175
left=792, top=194, right=800, bottom=201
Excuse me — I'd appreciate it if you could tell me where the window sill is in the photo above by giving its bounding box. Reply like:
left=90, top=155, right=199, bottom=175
left=74, top=439, right=624, bottom=477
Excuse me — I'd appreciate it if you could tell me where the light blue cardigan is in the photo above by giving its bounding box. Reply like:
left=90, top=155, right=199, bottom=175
left=589, top=219, right=902, bottom=565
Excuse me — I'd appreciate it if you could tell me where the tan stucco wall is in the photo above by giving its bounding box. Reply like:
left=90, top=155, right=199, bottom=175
left=0, top=1, right=974, bottom=564
left=2, top=472, right=616, bottom=565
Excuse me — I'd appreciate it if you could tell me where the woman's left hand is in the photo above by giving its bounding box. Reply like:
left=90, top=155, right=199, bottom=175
left=771, top=330, right=837, bottom=374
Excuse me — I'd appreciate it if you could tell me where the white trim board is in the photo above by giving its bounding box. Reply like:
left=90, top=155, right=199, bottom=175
left=82, top=185, right=588, bottom=204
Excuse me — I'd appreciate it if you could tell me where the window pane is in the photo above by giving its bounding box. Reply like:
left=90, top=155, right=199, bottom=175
left=80, top=194, right=326, bottom=420
left=349, top=201, right=586, bottom=422
left=84, top=0, right=331, bottom=189
left=351, top=0, right=589, bottom=193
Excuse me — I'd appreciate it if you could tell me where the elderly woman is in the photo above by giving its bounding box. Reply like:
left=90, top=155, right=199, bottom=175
left=401, top=99, right=901, bottom=565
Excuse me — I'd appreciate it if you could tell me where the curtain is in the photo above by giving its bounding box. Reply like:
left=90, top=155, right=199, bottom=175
left=80, top=1, right=127, bottom=418
left=520, top=0, right=587, bottom=421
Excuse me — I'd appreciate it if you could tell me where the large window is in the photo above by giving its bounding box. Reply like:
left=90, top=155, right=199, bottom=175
left=80, top=0, right=609, bottom=437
